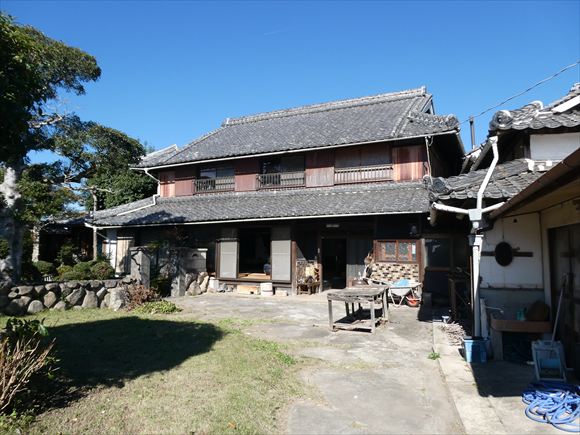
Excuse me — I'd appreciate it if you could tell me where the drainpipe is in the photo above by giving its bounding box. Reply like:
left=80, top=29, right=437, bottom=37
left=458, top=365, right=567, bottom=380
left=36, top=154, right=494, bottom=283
left=432, top=136, right=504, bottom=337
left=144, top=168, right=161, bottom=196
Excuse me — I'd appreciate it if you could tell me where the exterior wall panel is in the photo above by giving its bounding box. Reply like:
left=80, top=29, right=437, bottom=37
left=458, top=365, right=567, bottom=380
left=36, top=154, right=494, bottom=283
left=235, top=158, right=259, bottom=192
left=305, top=150, right=334, bottom=187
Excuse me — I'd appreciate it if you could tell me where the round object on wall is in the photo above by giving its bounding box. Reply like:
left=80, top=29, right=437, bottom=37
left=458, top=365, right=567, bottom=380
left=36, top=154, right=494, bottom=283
left=494, top=242, right=513, bottom=267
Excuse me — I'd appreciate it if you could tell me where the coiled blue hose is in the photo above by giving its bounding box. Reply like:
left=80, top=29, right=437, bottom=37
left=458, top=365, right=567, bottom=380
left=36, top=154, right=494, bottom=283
left=522, top=381, right=580, bottom=432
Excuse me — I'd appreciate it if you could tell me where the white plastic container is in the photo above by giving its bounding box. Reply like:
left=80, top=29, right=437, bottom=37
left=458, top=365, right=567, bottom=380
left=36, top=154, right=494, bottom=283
left=260, top=282, right=274, bottom=296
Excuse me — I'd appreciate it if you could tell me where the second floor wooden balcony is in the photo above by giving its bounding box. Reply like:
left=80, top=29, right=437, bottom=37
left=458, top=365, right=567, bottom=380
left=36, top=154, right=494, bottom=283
left=334, top=163, right=394, bottom=184
left=194, top=176, right=235, bottom=193
left=257, top=171, right=306, bottom=189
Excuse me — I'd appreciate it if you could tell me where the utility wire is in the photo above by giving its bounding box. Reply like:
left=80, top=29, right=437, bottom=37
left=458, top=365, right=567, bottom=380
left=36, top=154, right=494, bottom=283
left=461, top=60, right=580, bottom=125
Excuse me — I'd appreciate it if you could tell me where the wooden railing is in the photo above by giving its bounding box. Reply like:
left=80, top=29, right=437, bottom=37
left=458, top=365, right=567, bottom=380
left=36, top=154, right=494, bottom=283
left=257, top=171, right=306, bottom=189
left=194, top=176, right=235, bottom=193
left=334, top=164, right=393, bottom=184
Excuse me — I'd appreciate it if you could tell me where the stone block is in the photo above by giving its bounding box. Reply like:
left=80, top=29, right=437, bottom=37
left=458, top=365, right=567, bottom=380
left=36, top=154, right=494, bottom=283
left=65, top=280, right=79, bottom=289
left=20, top=296, right=32, bottom=307
left=89, top=280, right=102, bottom=290
left=16, top=285, right=34, bottom=296
left=101, top=293, right=111, bottom=309
left=43, top=291, right=58, bottom=308
left=82, top=291, right=98, bottom=309
left=109, top=288, right=128, bottom=311
left=34, top=285, right=46, bottom=297
left=66, top=288, right=86, bottom=306
left=53, top=301, right=67, bottom=311
left=46, top=282, right=61, bottom=293
left=96, top=288, right=107, bottom=300
left=104, top=279, right=118, bottom=288
left=61, top=287, right=73, bottom=298
left=8, top=291, right=19, bottom=299
left=27, top=300, right=45, bottom=314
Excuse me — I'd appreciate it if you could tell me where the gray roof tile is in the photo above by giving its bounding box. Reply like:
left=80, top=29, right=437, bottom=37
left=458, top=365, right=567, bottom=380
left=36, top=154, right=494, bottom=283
left=90, top=182, right=430, bottom=227
left=489, top=83, right=580, bottom=132
left=137, top=87, right=460, bottom=168
left=429, top=159, right=548, bottom=201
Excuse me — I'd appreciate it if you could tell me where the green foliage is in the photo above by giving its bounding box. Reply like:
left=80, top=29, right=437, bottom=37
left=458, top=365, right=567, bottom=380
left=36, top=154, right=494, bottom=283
left=250, top=339, right=296, bottom=366
left=56, top=243, right=78, bottom=266
left=0, top=238, right=9, bottom=259
left=0, top=13, right=101, bottom=164
left=56, top=260, right=113, bottom=281
left=0, top=411, right=34, bottom=433
left=17, top=164, right=77, bottom=226
left=3, top=318, right=49, bottom=341
left=89, top=261, right=114, bottom=280
left=56, top=264, right=72, bottom=278
left=0, top=318, right=55, bottom=413
left=33, top=260, right=55, bottom=276
left=133, top=300, right=182, bottom=315
left=87, top=170, right=157, bottom=210
left=428, top=351, right=441, bottom=360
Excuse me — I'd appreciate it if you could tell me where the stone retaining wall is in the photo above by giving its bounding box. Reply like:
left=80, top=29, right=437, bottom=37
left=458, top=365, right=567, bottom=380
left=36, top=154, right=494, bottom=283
left=0, top=277, right=138, bottom=316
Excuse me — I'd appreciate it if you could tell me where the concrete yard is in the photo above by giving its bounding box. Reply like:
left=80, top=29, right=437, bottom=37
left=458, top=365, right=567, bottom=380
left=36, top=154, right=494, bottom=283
left=173, top=293, right=560, bottom=434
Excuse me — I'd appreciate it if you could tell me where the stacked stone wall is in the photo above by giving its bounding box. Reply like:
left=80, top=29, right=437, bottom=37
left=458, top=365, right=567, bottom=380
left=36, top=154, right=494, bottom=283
left=0, top=277, right=138, bottom=316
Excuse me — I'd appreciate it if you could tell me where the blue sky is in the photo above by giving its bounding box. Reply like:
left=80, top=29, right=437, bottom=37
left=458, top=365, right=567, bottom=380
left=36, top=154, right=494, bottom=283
left=3, top=0, right=580, bottom=162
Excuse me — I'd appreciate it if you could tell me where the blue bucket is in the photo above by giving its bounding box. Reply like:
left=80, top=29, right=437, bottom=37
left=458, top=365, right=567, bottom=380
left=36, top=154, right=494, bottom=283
left=463, top=337, right=487, bottom=363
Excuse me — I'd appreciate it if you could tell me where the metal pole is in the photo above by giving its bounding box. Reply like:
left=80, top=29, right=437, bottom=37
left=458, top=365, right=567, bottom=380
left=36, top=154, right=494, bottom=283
left=469, top=117, right=476, bottom=149
left=471, top=234, right=483, bottom=337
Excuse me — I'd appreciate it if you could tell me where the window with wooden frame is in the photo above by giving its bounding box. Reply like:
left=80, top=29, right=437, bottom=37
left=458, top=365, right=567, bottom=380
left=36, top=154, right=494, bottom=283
left=374, top=240, right=418, bottom=263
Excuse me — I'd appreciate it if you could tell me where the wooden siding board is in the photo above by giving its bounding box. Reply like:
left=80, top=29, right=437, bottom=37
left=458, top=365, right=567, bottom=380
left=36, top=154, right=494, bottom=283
left=393, top=145, right=426, bottom=181
left=305, top=150, right=334, bottom=187
left=235, top=159, right=259, bottom=192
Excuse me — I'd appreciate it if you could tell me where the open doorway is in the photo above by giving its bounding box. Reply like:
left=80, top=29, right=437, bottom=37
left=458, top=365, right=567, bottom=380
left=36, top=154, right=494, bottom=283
left=322, top=238, right=347, bottom=289
left=238, top=228, right=271, bottom=279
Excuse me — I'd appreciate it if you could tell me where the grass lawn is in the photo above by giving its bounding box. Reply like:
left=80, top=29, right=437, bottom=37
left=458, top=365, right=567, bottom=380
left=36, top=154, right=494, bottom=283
left=0, top=309, right=304, bottom=434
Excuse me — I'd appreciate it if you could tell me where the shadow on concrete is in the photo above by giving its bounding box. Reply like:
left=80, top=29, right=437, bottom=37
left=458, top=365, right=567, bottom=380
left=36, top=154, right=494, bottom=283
left=470, top=360, right=538, bottom=398
left=24, top=316, right=223, bottom=413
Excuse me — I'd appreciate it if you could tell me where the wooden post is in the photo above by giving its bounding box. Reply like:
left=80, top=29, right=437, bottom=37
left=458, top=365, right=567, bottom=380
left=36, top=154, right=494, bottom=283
left=92, top=191, right=98, bottom=260
left=370, top=297, right=376, bottom=333
left=328, top=300, right=334, bottom=331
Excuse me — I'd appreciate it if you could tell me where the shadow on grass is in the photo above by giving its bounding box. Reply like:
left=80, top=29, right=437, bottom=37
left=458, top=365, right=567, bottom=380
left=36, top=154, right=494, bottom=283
left=25, top=316, right=223, bottom=413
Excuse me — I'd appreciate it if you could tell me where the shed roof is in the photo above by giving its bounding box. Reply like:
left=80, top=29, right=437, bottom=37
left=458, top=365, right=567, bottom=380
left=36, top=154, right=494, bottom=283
left=137, top=87, right=460, bottom=168
left=90, top=182, right=430, bottom=227
left=429, top=159, right=550, bottom=201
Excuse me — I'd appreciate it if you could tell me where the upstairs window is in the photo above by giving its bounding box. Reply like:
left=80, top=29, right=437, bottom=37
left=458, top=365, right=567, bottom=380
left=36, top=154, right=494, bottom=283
left=261, top=155, right=304, bottom=174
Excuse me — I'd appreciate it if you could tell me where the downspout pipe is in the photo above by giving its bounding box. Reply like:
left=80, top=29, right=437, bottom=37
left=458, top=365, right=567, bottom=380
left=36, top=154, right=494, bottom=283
left=144, top=168, right=161, bottom=196
left=431, top=135, right=503, bottom=338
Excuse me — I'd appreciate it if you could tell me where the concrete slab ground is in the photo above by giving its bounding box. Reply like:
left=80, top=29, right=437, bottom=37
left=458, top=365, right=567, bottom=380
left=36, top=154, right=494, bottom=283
left=174, top=293, right=562, bottom=434
left=432, top=320, right=563, bottom=434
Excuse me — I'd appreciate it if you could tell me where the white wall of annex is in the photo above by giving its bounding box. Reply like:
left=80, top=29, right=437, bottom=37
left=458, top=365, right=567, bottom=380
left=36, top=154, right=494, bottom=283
left=480, top=213, right=543, bottom=289
left=530, top=132, right=580, bottom=161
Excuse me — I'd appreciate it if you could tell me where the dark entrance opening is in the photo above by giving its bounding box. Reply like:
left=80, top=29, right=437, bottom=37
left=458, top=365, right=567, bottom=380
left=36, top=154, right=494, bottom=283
left=322, top=238, right=347, bottom=289
left=239, top=228, right=271, bottom=277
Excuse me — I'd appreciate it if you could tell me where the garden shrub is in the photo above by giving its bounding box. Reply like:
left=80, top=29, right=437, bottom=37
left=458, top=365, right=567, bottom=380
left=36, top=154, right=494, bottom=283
left=89, top=261, right=115, bottom=280
left=33, top=261, right=55, bottom=277
left=56, top=243, right=78, bottom=266
left=72, top=261, right=92, bottom=278
left=133, top=300, right=181, bottom=315
left=0, top=318, right=55, bottom=413
left=56, top=264, right=73, bottom=279
left=126, top=284, right=160, bottom=310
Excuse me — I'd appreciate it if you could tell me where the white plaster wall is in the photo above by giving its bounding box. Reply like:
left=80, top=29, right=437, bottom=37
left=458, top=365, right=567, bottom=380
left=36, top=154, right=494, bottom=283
left=480, top=213, right=543, bottom=288
left=104, top=228, right=118, bottom=270
left=530, top=132, right=580, bottom=161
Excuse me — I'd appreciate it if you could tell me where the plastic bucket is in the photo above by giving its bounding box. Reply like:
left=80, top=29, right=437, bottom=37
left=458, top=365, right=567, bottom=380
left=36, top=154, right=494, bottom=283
left=463, top=337, right=487, bottom=363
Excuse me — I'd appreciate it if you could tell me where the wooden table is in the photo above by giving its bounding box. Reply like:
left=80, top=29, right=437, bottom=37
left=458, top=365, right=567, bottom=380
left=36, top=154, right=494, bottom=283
left=326, top=286, right=389, bottom=333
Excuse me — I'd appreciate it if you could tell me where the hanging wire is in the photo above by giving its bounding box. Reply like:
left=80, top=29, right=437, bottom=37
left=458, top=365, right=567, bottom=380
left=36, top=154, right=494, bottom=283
left=461, top=60, right=580, bottom=125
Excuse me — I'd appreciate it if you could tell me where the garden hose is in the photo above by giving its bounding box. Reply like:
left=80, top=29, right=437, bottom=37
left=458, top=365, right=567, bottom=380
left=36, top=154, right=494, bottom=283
left=522, top=381, right=580, bottom=432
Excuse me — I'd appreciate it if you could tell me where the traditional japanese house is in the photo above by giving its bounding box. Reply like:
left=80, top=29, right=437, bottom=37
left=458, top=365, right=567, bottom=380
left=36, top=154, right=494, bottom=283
left=89, top=87, right=464, bottom=294
left=429, top=83, right=580, bottom=368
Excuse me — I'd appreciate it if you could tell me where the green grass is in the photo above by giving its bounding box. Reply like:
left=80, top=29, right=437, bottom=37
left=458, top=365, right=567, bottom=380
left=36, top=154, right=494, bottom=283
left=0, top=309, right=303, bottom=434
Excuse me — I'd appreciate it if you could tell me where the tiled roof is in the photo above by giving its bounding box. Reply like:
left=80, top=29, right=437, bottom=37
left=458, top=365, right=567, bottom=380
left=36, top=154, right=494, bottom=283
left=429, top=159, right=550, bottom=201
left=138, top=145, right=180, bottom=168
left=489, top=83, right=580, bottom=132
left=136, top=87, right=460, bottom=168
left=91, top=182, right=430, bottom=227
